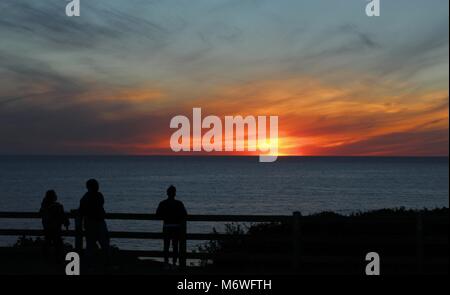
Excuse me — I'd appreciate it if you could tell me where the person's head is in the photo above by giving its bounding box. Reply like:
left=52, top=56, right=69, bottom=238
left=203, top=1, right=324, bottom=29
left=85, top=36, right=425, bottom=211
left=166, top=185, right=176, bottom=199
left=45, top=190, right=57, bottom=202
left=86, top=179, right=99, bottom=193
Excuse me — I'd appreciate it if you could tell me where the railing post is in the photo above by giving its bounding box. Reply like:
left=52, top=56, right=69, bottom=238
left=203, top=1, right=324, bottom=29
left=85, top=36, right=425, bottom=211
left=416, top=212, right=424, bottom=274
left=179, top=220, right=187, bottom=268
left=292, top=211, right=301, bottom=271
left=72, top=209, right=83, bottom=253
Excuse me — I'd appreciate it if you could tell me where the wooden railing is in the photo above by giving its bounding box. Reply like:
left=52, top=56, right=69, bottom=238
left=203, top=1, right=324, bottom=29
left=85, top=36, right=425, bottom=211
left=0, top=211, right=296, bottom=268
left=0, top=211, right=448, bottom=272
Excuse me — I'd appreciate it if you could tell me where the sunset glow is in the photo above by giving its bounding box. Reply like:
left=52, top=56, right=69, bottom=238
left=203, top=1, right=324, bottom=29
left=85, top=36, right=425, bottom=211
left=0, top=0, right=448, bottom=156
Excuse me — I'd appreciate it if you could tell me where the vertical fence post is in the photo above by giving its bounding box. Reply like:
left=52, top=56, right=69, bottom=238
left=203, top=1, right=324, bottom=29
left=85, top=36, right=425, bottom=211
left=72, top=209, right=83, bottom=253
left=416, top=212, right=424, bottom=274
left=179, top=220, right=187, bottom=268
left=292, top=211, right=301, bottom=271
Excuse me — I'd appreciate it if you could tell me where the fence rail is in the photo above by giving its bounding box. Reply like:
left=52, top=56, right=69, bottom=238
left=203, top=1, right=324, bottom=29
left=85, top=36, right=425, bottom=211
left=0, top=211, right=296, bottom=268
left=0, top=211, right=448, bottom=271
left=0, top=211, right=292, bottom=222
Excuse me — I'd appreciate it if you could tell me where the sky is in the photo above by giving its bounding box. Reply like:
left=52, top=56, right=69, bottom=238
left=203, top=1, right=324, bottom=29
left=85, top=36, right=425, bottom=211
left=0, top=0, right=448, bottom=156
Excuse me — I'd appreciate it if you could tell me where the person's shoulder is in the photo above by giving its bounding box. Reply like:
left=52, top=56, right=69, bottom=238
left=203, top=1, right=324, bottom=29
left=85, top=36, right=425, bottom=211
left=48, top=202, right=63, bottom=211
left=175, top=199, right=185, bottom=206
left=54, top=202, right=64, bottom=208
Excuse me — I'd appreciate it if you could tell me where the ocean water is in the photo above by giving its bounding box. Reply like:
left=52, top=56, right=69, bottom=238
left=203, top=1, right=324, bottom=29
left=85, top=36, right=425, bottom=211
left=0, top=156, right=448, bottom=250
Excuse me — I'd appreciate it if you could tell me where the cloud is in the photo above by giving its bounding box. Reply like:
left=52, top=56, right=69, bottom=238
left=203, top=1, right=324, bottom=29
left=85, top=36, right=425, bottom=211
left=0, top=93, right=173, bottom=154
left=302, top=128, right=449, bottom=156
left=0, top=0, right=166, bottom=50
left=372, top=20, right=449, bottom=81
left=0, top=0, right=447, bottom=155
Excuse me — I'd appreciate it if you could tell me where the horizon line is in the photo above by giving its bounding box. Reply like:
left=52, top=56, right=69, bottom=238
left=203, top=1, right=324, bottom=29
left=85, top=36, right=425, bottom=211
left=0, top=154, right=448, bottom=158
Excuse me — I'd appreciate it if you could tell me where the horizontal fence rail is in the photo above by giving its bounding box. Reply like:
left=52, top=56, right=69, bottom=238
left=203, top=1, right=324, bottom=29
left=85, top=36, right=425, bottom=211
left=0, top=211, right=294, bottom=268
left=0, top=211, right=448, bottom=271
left=0, top=212, right=292, bottom=222
left=1, top=211, right=447, bottom=223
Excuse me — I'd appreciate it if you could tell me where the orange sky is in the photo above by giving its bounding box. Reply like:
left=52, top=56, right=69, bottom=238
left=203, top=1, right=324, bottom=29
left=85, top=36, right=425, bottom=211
left=0, top=1, right=448, bottom=156
left=62, top=76, right=448, bottom=157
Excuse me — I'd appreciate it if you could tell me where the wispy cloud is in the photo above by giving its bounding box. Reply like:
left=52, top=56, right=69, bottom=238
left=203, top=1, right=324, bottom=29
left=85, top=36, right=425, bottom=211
left=0, top=0, right=448, bottom=155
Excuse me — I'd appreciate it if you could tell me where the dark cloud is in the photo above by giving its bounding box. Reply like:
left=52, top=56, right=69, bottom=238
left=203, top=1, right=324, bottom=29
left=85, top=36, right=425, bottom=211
left=0, top=96, right=171, bottom=154
left=0, top=52, right=86, bottom=106
left=373, top=20, right=449, bottom=79
left=0, top=51, right=171, bottom=154
left=306, top=128, right=449, bottom=156
left=338, top=24, right=380, bottom=49
left=0, top=0, right=166, bottom=50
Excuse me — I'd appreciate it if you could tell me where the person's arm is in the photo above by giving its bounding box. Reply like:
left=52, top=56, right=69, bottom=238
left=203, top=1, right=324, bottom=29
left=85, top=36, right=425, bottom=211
left=181, top=202, right=188, bottom=218
left=78, top=197, right=87, bottom=230
left=156, top=202, right=162, bottom=216
left=99, top=193, right=105, bottom=206
left=78, top=195, right=85, bottom=216
left=60, top=205, right=70, bottom=229
left=97, top=193, right=106, bottom=219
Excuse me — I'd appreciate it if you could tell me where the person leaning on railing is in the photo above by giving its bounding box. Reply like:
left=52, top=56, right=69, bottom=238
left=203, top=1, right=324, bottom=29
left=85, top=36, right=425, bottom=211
left=40, top=190, right=70, bottom=261
left=78, top=179, right=110, bottom=265
left=156, top=185, right=187, bottom=268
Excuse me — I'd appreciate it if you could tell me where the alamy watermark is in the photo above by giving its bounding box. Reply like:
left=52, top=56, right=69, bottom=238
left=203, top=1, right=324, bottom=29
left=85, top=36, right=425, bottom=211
left=65, top=1, right=380, bottom=18
left=65, top=252, right=80, bottom=275
left=366, top=0, right=380, bottom=17
left=170, top=108, right=279, bottom=162
left=66, top=0, right=80, bottom=17
left=365, top=252, right=380, bottom=275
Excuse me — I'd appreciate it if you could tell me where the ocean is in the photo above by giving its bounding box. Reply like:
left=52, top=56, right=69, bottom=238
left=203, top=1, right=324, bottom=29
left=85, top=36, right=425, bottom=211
left=0, top=156, right=448, bottom=250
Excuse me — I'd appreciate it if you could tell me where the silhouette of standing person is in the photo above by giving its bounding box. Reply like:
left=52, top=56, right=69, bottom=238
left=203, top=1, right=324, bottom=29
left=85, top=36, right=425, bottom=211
left=156, top=185, right=187, bottom=267
left=40, top=190, right=70, bottom=261
left=79, top=179, right=110, bottom=265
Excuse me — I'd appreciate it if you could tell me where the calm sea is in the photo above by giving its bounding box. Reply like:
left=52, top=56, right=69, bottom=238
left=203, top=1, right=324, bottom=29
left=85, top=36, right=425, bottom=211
left=0, top=156, right=448, bottom=250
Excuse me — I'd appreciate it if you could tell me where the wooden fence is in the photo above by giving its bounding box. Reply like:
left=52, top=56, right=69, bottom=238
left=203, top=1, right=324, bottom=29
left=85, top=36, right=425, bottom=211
left=0, top=211, right=295, bottom=268
left=0, top=211, right=447, bottom=273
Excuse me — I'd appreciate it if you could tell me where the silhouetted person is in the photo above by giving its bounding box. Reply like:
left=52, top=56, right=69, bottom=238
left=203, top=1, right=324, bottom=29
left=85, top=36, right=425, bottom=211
left=79, top=179, right=110, bottom=265
left=156, top=185, right=187, bottom=267
left=40, top=190, right=69, bottom=261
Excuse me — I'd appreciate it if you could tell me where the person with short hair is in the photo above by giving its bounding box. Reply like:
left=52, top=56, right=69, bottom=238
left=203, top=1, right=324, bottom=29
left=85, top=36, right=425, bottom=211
left=79, top=179, right=110, bottom=264
left=40, top=190, right=69, bottom=261
left=156, top=185, right=187, bottom=267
